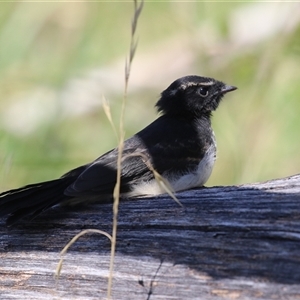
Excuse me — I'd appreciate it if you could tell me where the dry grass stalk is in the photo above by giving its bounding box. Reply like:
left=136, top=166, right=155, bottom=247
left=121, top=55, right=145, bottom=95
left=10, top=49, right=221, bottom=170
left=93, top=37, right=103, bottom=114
left=55, top=229, right=112, bottom=279
left=107, top=1, right=144, bottom=298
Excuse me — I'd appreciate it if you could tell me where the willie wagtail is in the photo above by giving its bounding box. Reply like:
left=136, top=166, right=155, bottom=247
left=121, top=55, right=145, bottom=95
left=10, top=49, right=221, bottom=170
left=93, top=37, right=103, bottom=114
left=0, top=75, right=236, bottom=226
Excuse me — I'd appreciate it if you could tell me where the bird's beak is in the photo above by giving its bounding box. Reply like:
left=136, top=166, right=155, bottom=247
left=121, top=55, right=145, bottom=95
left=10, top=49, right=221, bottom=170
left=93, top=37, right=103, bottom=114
left=221, top=85, right=237, bottom=94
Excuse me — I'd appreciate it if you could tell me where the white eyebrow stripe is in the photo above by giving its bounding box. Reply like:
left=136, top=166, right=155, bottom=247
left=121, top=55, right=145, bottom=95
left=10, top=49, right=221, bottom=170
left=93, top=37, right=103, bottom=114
left=180, top=80, right=214, bottom=90
left=199, top=81, right=215, bottom=86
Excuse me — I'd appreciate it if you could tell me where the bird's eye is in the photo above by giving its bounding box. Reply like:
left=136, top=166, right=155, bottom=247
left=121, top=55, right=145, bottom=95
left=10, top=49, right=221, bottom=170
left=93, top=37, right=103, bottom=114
left=198, top=87, right=209, bottom=97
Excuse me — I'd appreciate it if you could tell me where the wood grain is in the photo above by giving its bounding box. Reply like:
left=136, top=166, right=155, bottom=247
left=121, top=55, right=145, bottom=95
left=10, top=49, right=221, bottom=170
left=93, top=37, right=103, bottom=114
left=1, top=174, right=300, bottom=299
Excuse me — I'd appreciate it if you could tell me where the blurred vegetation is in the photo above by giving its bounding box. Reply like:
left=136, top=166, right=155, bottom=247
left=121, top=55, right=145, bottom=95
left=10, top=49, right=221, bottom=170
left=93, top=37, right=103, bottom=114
left=0, top=2, right=300, bottom=191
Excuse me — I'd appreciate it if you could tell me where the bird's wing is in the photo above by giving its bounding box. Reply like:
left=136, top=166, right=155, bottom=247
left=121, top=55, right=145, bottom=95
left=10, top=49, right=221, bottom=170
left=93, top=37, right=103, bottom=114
left=64, top=116, right=209, bottom=198
left=64, top=139, right=154, bottom=197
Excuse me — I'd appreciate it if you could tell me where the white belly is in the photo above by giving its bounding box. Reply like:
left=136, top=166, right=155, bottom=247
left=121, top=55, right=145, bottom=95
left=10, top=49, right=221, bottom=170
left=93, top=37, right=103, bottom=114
left=126, top=143, right=216, bottom=197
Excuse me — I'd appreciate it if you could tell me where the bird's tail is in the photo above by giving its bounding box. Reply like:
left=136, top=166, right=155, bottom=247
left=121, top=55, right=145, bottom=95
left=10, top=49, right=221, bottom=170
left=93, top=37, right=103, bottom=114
left=0, top=177, right=75, bottom=226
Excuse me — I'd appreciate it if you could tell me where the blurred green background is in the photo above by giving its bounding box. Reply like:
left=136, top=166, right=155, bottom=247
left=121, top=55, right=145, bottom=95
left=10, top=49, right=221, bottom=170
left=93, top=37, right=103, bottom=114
left=0, top=1, right=300, bottom=191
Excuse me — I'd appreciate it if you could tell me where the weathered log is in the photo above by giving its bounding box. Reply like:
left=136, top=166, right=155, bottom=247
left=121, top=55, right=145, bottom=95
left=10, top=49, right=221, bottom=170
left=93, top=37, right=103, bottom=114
left=1, top=174, right=300, bottom=299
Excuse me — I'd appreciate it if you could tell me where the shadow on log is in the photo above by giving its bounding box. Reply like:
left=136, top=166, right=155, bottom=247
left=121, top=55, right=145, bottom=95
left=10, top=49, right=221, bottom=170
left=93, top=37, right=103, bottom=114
left=0, top=174, right=300, bottom=299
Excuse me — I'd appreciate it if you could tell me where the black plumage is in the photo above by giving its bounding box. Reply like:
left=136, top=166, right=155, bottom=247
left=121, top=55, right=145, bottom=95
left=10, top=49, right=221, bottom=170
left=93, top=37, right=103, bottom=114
left=0, top=75, right=236, bottom=226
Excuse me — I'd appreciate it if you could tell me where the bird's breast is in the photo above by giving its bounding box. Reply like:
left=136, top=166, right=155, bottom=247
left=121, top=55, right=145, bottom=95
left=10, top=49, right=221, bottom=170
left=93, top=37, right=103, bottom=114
left=167, top=141, right=217, bottom=192
left=126, top=138, right=217, bottom=197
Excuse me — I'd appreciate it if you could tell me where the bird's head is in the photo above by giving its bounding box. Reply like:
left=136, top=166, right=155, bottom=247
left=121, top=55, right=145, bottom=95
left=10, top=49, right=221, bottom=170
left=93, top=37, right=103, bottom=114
left=156, top=75, right=237, bottom=118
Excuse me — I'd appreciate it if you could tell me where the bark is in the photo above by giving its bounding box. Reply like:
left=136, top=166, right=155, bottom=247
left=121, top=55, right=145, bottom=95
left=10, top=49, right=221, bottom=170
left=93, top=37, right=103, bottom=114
left=1, top=174, right=300, bottom=299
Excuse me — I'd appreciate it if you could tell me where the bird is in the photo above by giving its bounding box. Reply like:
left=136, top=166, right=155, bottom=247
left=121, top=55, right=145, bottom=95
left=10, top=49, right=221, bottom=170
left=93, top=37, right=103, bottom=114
left=0, top=75, right=237, bottom=226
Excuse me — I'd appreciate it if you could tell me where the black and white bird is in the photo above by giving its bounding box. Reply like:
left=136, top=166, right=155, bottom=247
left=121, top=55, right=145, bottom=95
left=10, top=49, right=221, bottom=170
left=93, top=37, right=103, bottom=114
left=0, top=75, right=236, bottom=226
